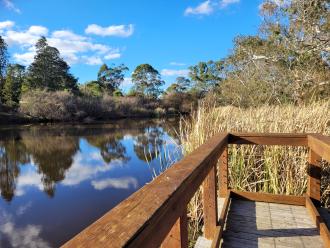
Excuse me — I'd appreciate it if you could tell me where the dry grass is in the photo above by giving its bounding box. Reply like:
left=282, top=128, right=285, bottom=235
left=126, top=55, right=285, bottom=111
left=178, top=100, right=330, bottom=244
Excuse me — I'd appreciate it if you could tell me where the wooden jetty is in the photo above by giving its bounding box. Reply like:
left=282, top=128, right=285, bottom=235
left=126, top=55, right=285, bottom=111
left=62, top=133, right=330, bottom=248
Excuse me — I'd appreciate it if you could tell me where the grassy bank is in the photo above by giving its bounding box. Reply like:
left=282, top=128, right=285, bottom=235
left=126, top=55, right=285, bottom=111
left=2, top=90, right=192, bottom=124
left=178, top=101, right=330, bottom=244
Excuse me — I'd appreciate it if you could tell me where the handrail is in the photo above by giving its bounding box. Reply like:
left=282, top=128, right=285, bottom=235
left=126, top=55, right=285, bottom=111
left=63, top=133, right=228, bottom=248
left=62, top=132, right=330, bottom=248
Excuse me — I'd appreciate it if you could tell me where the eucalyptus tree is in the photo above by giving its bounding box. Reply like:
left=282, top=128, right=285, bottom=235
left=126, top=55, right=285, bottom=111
left=131, top=64, right=164, bottom=98
left=97, top=63, right=128, bottom=94
left=188, top=60, right=223, bottom=98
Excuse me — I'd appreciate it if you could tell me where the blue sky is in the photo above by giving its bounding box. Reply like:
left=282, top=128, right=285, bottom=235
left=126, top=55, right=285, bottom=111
left=0, top=0, right=264, bottom=91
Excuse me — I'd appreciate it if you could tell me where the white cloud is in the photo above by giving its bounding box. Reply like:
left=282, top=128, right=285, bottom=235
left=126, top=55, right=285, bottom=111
left=104, top=52, right=121, bottom=60
left=14, top=166, right=44, bottom=197
left=0, top=20, right=15, bottom=31
left=85, top=24, right=134, bottom=37
left=91, top=177, right=138, bottom=190
left=52, top=30, right=86, bottom=41
left=81, top=55, right=103, bottom=65
left=0, top=222, right=50, bottom=248
left=122, top=77, right=133, bottom=87
left=161, top=69, right=189, bottom=77
left=219, top=0, right=240, bottom=8
left=1, top=22, right=124, bottom=66
left=13, top=52, right=35, bottom=65
left=184, top=0, right=240, bottom=16
left=184, top=0, right=214, bottom=16
left=2, top=0, right=21, bottom=13
left=5, top=30, right=42, bottom=46
left=169, top=62, right=186, bottom=66
left=61, top=151, right=124, bottom=186
left=27, top=26, right=48, bottom=36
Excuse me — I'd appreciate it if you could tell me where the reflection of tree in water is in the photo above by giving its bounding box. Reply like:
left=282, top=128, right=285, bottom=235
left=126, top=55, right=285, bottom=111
left=86, top=133, right=130, bottom=163
left=133, top=127, right=165, bottom=162
left=0, top=139, right=30, bottom=201
left=23, top=136, right=79, bottom=197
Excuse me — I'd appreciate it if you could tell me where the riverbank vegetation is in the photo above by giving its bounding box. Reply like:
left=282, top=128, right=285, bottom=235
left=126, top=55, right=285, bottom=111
left=178, top=100, right=330, bottom=242
left=0, top=2, right=328, bottom=123
left=156, top=0, right=328, bottom=245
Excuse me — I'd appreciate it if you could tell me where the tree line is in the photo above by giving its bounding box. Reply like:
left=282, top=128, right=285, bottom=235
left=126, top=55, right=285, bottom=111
left=0, top=0, right=328, bottom=115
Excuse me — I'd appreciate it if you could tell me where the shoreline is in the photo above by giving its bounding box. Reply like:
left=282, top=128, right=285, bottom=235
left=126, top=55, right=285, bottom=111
left=0, top=111, right=185, bottom=126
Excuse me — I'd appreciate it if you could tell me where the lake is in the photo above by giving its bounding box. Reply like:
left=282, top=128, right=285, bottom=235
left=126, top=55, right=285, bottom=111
left=0, top=119, right=182, bottom=248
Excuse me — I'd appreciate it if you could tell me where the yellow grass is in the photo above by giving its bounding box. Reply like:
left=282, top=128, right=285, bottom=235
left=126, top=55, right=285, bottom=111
left=179, top=100, right=330, bottom=244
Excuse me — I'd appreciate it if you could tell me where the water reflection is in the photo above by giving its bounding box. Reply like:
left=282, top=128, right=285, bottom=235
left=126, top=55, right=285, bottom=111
left=134, top=127, right=165, bottom=162
left=86, top=134, right=130, bottom=163
left=0, top=119, right=180, bottom=247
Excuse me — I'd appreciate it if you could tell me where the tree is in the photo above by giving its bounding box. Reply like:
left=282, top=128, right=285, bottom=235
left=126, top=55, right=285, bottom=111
left=218, top=0, right=330, bottom=106
left=26, top=37, right=78, bottom=93
left=166, top=77, right=191, bottom=94
left=258, top=0, right=330, bottom=104
left=3, top=64, right=25, bottom=107
left=97, top=63, right=128, bottom=94
left=81, top=80, right=104, bottom=97
left=189, top=60, right=223, bottom=98
left=0, top=36, right=8, bottom=102
left=131, top=64, right=165, bottom=98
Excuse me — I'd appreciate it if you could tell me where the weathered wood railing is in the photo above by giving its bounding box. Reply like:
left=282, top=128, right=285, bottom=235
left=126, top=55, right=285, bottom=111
left=62, top=133, right=330, bottom=248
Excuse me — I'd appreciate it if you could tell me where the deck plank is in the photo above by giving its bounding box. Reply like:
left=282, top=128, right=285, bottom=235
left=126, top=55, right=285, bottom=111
left=220, top=199, right=325, bottom=248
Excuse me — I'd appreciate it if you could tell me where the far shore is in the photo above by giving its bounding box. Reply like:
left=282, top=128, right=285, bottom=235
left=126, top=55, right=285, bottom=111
left=0, top=111, right=184, bottom=126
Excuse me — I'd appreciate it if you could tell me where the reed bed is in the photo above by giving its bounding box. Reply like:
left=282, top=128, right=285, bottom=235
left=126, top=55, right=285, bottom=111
left=178, top=100, right=330, bottom=245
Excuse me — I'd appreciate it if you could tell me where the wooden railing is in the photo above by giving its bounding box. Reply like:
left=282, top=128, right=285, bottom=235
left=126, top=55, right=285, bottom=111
left=62, top=133, right=330, bottom=248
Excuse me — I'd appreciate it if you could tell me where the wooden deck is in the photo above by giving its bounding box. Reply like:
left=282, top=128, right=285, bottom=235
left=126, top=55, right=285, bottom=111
left=221, top=199, right=323, bottom=247
left=62, top=133, right=330, bottom=248
left=195, top=195, right=326, bottom=248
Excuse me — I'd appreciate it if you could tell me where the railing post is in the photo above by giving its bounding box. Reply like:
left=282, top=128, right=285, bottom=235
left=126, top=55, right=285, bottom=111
left=307, top=148, right=321, bottom=206
left=161, top=207, right=188, bottom=248
left=202, top=162, right=218, bottom=239
left=219, top=146, right=228, bottom=197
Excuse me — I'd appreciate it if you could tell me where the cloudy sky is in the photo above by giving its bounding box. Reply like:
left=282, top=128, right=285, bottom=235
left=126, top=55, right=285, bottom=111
left=0, top=0, right=263, bottom=90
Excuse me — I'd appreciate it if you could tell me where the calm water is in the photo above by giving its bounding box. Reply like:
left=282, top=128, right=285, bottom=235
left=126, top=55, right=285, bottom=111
left=0, top=119, right=181, bottom=247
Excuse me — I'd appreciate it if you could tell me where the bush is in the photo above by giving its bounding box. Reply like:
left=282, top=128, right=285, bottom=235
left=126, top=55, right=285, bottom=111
left=18, top=91, right=176, bottom=121
left=20, top=90, right=76, bottom=121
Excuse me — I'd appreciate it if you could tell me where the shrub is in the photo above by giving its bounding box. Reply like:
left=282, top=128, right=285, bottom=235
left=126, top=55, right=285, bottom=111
left=20, top=90, right=76, bottom=121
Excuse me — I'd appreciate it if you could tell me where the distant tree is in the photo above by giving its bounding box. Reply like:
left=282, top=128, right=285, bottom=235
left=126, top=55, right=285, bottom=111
left=26, top=37, right=78, bottom=93
left=0, top=36, right=9, bottom=102
left=166, top=77, right=191, bottom=94
left=189, top=60, right=223, bottom=98
left=131, top=64, right=164, bottom=98
left=81, top=80, right=104, bottom=97
left=3, top=64, right=25, bottom=107
left=97, top=63, right=128, bottom=94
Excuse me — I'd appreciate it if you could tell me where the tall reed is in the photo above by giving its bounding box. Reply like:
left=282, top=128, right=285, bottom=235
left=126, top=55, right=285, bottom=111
left=179, top=100, right=330, bottom=244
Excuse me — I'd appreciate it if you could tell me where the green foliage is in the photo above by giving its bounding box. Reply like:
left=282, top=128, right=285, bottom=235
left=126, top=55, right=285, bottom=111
left=188, top=60, right=223, bottom=98
left=25, top=37, right=78, bottom=93
left=81, top=80, right=104, bottom=97
left=0, top=36, right=8, bottom=102
left=166, top=77, right=191, bottom=94
left=3, top=64, right=25, bottom=107
left=131, top=64, right=165, bottom=99
left=97, top=63, right=128, bottom=94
